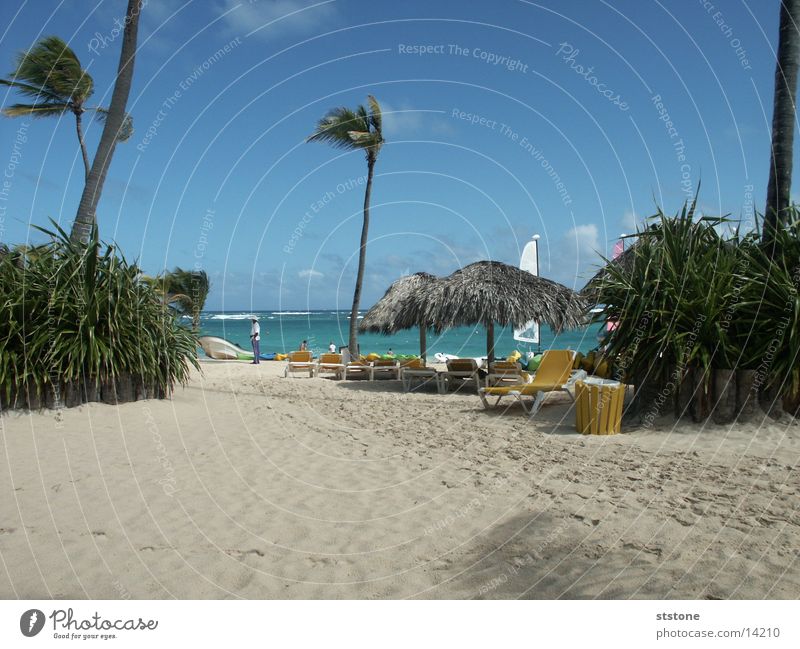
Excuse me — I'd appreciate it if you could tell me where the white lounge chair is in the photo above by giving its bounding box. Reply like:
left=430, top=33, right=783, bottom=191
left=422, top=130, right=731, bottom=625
left=441, top=358, right=482, bottom=392
left=345, top=359, right=371, bottom=380
left=284, top=351, right=315, bottom=378
left=399, top=358, right=442, bottom=393
left=485, top=359, right=531, bottom=387
left=370, top=359, right=399, bottom=380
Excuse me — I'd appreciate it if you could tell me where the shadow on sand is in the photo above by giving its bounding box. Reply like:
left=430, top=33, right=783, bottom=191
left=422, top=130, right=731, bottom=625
left=431, top=511, right=699, bottom=599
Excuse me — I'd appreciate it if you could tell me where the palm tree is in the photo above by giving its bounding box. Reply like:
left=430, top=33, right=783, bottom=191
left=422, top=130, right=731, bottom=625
left=307, top=95, right=384, bottom=354
left=0, top=36, right=132, bottom=182
left=164, top=268, right=211, bottom=332
left=72, top=0, right=143, bottom=245
left=765, top=0, right=800, bottom=241
left=143, top=268, right=211, bottom=332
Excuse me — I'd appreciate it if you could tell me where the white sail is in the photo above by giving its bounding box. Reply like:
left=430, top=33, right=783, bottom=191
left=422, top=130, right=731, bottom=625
left=513, top=235, right=540, bottom=344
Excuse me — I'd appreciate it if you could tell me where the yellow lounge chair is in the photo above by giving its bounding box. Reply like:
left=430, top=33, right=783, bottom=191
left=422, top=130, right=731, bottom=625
left=441, top=358, right=482, bottom=392
left=316, top=353, right=345, bottom=380
left=478, top=350, right=585, bottom=417
left=345, top=359, right=371, bottom=380
left=485, top=360, right=530, bottom=387
left=370, top=359, right=399, bottom=380
left=284, top=350, right=315, bottom=378
left=399, top=358, right=441, bottom=392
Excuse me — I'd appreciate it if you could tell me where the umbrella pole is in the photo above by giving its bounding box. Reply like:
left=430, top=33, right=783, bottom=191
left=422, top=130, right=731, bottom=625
left=486, top=321, right=495, bottom=366
left=419, top=327, right=427, bottom=364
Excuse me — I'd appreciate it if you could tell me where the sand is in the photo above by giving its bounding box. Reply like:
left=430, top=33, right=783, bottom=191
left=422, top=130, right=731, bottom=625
left=1, top=360, right=798, bottom=599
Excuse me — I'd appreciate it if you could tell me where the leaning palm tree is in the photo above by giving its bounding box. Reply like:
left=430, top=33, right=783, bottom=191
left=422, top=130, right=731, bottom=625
left=0, top=35, right=133, bottom=182
left=765, top=0, right=800, bottom=242
left=141, top=268, right=210, bottom=332
left=164, top=268, right=210, bottom=332
left=72, top=0, right=142, bottom=245
left=307, top=95, right=384, bottom=354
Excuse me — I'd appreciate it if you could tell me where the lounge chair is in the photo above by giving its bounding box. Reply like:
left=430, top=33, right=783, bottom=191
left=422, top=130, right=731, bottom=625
left=478, top=350, right=586, bottom=417
left=370, top=359, right=399, bottom=380
left=345, top=358, right=371, bottom=380
left=316, top=353, right=345, bottom=380
left=441, top=358, right=482, bottom=393
left=284, top=351, right=315, bottom=378
left=399, top=358, right=441, bottom=392
left=485, top=360, right=530, bottom=387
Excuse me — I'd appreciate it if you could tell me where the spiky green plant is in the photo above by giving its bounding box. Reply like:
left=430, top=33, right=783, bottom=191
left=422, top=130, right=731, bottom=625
left=588, top=200, right=800, bottom=419
left=0, top=36, right=133, bottom=182
left=307, top=95, right=383, bottom=354
left=735, top=209, right=800, bottom=406
left=0, top=223, right=199, bottom=410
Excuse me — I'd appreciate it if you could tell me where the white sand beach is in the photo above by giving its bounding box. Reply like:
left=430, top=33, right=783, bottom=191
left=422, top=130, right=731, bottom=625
left=1, top=361, right=798, bottom=599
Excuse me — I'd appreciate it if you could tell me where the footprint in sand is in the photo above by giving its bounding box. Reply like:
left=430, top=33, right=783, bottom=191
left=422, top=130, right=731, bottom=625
left=621, top=541, right=663, bottom=559
left=304, top=556, right=334, bottom=568
left=225, top=548, right=265, bottom=559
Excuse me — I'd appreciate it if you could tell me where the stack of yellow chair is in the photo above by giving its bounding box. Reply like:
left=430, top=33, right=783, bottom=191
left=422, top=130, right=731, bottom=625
left=574, top=380, right=625, bottom=435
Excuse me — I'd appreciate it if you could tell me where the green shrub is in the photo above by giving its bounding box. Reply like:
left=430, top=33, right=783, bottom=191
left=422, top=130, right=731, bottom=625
left=587, top=201, right=800, bottom=418
left=0, top=223, right=199, bottom=410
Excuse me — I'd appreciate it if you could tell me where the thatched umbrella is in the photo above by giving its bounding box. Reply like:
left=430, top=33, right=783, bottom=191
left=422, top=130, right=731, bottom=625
left=423, top=261, right=587, bottom=364
left=359, top=272, right=438, bottom=362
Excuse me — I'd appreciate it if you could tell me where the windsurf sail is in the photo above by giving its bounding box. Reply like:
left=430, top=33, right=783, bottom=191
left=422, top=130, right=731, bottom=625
left=513, top=235, right=540, bottom=345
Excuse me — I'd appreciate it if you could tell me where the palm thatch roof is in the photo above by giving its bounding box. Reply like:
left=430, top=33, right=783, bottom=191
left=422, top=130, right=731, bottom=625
left=423, top=261, right=586, bottom=333
left=359, top=272, right=438, bottom=334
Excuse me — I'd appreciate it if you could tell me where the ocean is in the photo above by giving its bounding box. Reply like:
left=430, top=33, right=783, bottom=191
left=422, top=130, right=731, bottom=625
left=195, top=311, right=602, bottom=358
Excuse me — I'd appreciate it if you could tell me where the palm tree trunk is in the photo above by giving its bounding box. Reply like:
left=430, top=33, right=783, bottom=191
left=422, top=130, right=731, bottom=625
left=71, top=0, right=142, bottom=245
left=75, top=109, right=90, bottom=182
left=765, top=0, right=800, bottom=242
left=349, top=155, right=376, bottom=355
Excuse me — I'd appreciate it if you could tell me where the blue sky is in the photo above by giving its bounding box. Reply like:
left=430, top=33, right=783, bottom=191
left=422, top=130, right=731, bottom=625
left=0, top=0, right=788, bottom=310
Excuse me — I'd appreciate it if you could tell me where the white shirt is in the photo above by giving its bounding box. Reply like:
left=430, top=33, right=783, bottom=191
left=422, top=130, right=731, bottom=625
left=329, top=343, right=336, bottom=353
left=251, top=321, right=260, bottom=341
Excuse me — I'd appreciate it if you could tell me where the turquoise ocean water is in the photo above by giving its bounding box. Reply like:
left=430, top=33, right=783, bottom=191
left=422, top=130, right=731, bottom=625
left=196, top=311, right=602, bottom=358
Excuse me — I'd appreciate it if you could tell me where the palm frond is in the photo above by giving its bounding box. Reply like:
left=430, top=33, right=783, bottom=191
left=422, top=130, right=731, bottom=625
left=8, top=35, right=93, bottom=105
left=367, top=94, right=382, bottom=133
left=94, top=107, right=134, bottom=142
left=2, top=102, right=70, bottom=118
left=306, top=107, right=367, bottom=150
left=347, top=130, right=379, bottom=146
left=0, top=78, right=64, bottom=103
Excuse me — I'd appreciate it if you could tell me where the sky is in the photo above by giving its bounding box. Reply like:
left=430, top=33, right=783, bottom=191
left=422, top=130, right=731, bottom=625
left=0, top=0, right=790, bottom=310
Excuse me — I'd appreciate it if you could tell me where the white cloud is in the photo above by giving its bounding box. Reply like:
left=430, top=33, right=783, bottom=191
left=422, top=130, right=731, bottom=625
left=563, top=224, right=600, bottom=261
left=299, top=268, right=324, bottom=279
left=380, top=101, right=455, bottom=138
left=218, top=0, right=338, bottom=39
left=620, top=210, right=638, bottom=233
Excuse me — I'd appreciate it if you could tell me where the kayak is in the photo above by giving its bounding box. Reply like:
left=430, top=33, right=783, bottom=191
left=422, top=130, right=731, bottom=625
left=198, top=336, right=279, bottom=361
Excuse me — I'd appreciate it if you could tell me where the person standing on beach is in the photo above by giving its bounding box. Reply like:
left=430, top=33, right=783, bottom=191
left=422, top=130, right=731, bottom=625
left=250, top=317, right=261, bottom=364
left=300, top=340, right=308, bottom=352
left=329, top=341, right=336, bottom=353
